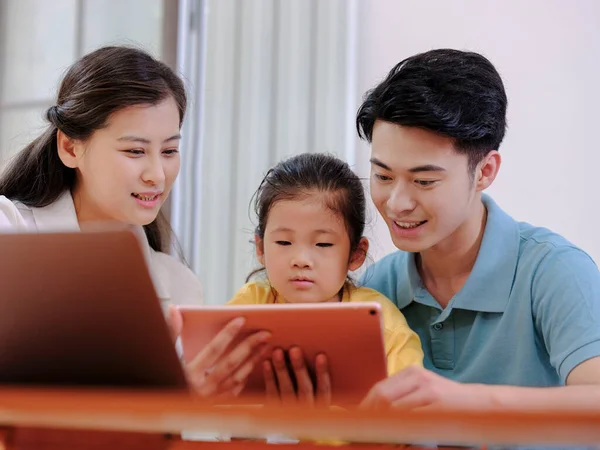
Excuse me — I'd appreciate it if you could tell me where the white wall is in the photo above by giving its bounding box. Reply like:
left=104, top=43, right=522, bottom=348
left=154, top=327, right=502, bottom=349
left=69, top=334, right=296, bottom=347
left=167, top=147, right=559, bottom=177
left=355, top=0, right=600, bottom=264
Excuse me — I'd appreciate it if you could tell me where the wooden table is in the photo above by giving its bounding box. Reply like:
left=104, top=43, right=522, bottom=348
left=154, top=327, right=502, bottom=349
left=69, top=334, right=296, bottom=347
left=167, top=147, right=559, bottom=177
left=1, top=387, right=600, bottom=449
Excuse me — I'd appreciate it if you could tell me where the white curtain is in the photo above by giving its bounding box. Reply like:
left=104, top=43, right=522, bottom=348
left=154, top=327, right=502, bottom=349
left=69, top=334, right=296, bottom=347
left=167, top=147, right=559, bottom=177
left=172, top=0, right=359, bottom=304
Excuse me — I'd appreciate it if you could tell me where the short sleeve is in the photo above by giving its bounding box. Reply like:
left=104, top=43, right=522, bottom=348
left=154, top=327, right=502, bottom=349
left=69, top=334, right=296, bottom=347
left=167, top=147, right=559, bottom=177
left=385, top=326, right=425, bottom=375
left=379, top=298, right=424, bottom=375
left=227, top=282, right=272, bottom=305
left=532, top=246, right=600, bottom=383
left=357, top=288, right=424, bottom=376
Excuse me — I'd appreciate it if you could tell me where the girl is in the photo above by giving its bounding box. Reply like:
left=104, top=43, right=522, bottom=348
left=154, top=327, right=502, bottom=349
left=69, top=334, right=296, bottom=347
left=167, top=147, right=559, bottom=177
left=0, top=45, right=270, bottom=398
left=228, top=152, right=424, bottom=404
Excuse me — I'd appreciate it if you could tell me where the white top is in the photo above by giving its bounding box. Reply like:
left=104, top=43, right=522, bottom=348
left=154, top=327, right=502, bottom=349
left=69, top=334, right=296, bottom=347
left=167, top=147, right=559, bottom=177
left=0, top=191, right=203, bottom=307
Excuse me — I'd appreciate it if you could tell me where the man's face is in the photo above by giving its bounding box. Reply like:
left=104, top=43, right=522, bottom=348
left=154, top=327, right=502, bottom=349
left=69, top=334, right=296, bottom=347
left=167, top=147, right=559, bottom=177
left=369, top=120, right=484, bottom=254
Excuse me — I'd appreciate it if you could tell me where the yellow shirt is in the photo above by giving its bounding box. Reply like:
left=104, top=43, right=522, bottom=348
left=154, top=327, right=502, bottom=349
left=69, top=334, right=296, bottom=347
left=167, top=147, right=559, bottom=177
left=227, top=281, right=423, bottom=375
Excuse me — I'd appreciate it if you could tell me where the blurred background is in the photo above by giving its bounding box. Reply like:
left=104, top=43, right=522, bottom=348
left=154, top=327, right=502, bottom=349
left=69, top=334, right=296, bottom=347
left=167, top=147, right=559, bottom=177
left=1, top=0, right=598, bottom=304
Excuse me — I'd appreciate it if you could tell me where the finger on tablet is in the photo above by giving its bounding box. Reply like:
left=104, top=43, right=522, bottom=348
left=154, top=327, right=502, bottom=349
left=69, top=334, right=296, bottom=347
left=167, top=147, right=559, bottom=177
left=263, top=360, right=280, bottom=404
left=166, top=305, right=183, bottom=344
left=289, top=347, right=314, bottom=405
left=208, top=328, right=271, bottom=385
left=315, top=353, right=332, bottom=406
left=231, top=343, right=270, bottom=385
left=272, top=348, right=296, bottom=403
left=191, top=317, right=247, bottom=370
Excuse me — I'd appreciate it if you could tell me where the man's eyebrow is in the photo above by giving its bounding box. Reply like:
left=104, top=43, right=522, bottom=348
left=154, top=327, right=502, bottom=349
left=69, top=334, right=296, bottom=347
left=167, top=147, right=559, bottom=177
left=408, top=164, right=446, bottom=173
left=369, top=157, right=392, bottom=171
left=370, top=158, right=446, bottom=173
left=117, top=134, right=182, bottom=144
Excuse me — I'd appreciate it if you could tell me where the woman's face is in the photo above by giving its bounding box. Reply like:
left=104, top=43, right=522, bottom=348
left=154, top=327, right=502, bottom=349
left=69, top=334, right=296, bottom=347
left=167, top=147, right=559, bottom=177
left=60, top=96, right=181, bottom=226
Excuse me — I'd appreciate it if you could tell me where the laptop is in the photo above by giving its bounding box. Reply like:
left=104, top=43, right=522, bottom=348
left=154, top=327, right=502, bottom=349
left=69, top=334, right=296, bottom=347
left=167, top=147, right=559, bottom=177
left=0, top=227, right=187, bottom=390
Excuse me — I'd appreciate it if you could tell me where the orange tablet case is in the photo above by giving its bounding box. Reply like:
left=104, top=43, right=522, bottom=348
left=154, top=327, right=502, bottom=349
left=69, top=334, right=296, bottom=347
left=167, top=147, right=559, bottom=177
left=179, top=302, right=388, bottom=405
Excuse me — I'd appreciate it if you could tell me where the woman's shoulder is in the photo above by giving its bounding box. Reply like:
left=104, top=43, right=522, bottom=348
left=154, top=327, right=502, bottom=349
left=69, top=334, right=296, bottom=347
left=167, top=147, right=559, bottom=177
left=0, top=196, right=32, bottom=230
left=150, top=251, right=204, bottom=306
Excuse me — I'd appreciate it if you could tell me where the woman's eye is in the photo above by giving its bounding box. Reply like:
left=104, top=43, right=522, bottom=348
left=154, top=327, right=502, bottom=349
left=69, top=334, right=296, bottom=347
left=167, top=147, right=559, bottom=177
left=124, top=149, right=144, bottom=155
left=163, top=149, right=179, bottom=155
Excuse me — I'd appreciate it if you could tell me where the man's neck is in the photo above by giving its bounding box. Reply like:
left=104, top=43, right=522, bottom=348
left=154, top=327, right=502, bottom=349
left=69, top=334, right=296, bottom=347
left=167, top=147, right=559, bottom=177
left=417, top=199, right=488, bottom=308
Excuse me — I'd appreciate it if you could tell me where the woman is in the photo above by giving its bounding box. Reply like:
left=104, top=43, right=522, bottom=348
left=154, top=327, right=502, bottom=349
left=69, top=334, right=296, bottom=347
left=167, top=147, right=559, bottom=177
left=0, top=45, right=271, bottom=398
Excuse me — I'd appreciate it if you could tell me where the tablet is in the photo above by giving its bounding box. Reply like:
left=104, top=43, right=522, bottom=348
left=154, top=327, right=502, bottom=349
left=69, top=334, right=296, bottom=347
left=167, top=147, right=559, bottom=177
left=178, top=302, right=388, bottom=405
left=0, top=227, right=187, bottom=390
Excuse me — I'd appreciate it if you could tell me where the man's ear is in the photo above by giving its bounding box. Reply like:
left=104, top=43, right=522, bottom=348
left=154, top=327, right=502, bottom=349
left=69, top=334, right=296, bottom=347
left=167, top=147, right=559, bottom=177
left=254, top=235, right=265, bottom=265
left=474, top=150, right=501, bottom=192
left=56, top=129, right=84, bottom=169
left=349, top=237, right=369, bottom=271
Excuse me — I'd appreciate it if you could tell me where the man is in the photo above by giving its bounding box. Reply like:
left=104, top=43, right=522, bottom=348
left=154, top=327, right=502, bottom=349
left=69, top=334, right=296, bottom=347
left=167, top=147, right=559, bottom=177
left=357, top=48, right=600, bottom=410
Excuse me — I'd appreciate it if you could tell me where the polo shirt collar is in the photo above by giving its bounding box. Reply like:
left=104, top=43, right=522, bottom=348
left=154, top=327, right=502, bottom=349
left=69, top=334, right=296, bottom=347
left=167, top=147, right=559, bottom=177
left=399, top=194, right=520, bottom=313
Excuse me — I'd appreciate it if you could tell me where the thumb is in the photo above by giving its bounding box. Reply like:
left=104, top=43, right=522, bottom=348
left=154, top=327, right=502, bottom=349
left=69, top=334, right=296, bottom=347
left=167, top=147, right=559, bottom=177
left=166, top=305, right=183, bottom=344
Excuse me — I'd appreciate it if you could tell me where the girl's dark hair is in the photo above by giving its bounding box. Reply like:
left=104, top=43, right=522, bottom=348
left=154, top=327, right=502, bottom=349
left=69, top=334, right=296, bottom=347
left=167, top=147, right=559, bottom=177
left=247, top=153, right=366, bottom=286
left=0, top=46, right=187, bottom=252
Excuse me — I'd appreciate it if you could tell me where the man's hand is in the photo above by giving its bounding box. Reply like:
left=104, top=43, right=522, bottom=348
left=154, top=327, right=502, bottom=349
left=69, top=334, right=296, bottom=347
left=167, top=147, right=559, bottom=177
left=361, top=365, right=492, bottom=410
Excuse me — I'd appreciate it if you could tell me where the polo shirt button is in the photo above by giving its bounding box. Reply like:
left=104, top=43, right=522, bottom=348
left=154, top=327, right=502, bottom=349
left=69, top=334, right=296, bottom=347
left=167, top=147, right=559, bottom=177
left=432, top=323, right=444, bottom=331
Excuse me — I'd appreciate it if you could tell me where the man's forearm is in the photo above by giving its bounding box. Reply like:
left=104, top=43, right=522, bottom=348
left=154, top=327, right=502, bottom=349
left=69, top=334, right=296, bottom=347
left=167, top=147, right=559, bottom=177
left=479, top=384, right=600, bottom=411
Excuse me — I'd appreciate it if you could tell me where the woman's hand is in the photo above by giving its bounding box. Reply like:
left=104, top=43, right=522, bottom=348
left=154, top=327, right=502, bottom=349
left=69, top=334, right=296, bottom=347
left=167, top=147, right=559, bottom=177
left=263, top=346, right=332, bottom=407
left=167, top=306, right=272, bottom=398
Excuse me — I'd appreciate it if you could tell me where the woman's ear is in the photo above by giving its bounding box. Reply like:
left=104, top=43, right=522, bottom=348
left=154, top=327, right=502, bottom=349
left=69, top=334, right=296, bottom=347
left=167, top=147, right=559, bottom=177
left=56, top=129, right=83, bottom=169
left=349, top=237, right=369, bottom=271
left=254, top=235, right=265, bottom=265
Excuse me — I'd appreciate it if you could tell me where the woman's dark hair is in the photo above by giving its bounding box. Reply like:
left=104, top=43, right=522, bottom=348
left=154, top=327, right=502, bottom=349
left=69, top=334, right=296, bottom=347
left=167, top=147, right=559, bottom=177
left=247, top=153, right=366, bottom=289
left=356, top=48, right=507, bottom=174
left=0, top=46, right=187, bottom=252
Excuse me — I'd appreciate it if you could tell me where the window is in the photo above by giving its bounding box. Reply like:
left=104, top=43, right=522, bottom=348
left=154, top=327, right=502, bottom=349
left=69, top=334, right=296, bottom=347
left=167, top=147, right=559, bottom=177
left=0, top=0, right=174, bottom=167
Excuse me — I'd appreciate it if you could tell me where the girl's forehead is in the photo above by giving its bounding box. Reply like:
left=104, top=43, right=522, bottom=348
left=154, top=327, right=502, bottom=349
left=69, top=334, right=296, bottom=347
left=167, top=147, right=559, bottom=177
left=266, top=197, right=346, bottom=233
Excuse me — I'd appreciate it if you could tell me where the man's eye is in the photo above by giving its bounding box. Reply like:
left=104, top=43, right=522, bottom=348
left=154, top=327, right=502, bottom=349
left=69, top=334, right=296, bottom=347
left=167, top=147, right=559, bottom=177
left=415, top=180, right=437, bottom=187
left=374, top=173, right=391, bottom=181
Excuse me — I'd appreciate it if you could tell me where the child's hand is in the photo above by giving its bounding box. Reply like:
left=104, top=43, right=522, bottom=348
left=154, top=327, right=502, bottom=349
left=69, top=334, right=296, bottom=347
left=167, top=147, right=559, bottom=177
left=263, top=347, right=331, bottom=407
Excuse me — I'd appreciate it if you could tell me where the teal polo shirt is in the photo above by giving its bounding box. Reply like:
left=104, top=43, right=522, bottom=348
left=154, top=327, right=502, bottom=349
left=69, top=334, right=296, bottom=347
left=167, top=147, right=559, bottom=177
left=361, top=195, right=600, bottom=386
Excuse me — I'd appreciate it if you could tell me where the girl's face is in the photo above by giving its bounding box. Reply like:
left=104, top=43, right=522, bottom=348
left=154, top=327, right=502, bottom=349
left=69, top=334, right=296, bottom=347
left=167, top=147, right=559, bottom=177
left=256, top=192, right=367, bottom=303
left=58, top=96, right=181, bottom=226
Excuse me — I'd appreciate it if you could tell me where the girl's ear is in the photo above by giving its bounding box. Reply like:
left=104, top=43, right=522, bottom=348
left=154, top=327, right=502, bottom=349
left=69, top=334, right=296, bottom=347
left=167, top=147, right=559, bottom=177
left=254, top=235, right=265, bottom=265
left=349, top=237, right=369, bottom=271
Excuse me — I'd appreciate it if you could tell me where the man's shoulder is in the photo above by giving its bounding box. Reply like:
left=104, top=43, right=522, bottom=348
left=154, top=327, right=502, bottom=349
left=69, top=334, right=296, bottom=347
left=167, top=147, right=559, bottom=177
left=516, top=220, right=596, bottom=270
left=359, top=251, right=412, bottom=300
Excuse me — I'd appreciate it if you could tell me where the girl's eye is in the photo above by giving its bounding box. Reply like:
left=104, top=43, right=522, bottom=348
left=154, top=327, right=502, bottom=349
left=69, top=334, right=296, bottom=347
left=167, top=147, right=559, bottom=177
left=124, top=149, right=144, bottom=155
left=275, top=241, right=291, bottom=246
left=316, top=243, right=333, bottom=248
left=163, top=149, right=179, bottom=155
